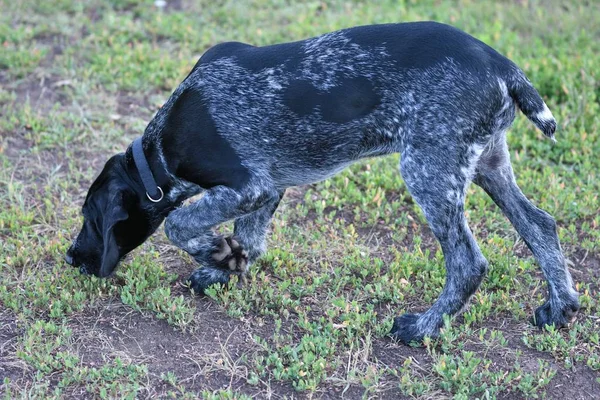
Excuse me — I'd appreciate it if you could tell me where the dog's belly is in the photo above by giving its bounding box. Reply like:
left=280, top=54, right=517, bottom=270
left=265, top=126, right=399, bottom=188
left=270, top=160, right=354, bottom=188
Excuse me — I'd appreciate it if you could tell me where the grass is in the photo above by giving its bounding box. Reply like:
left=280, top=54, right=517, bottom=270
left=1, top=0, right=599, bottom=398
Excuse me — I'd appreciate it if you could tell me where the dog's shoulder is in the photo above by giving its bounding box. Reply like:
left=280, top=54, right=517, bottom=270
left=199, top=40, right=306, bottom=73
left=199, top=41, right=255, bottom=64
left=160, top=86, right=251, bottom=191
left=182, top=42, right=254, bottom=80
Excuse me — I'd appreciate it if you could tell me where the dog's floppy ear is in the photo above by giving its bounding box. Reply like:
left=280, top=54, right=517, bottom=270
left=99, top=194, right=129, bottom=278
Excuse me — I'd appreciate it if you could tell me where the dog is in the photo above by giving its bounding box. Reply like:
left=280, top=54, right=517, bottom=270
left=65, top=21, right=580, bottom=343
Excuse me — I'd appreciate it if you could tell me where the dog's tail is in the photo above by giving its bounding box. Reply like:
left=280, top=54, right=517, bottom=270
left=504, top=65, right=557, bottom=141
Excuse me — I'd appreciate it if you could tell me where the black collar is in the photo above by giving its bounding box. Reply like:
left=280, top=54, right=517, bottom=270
left=132, top=137, right=165, bottom=203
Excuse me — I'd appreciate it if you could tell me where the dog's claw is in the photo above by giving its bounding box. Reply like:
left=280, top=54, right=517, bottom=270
left=390, top=313, right=427, bottom=345
left=532, top=299, right=580, bottom=329
left=187, top=268, right=230, bottom=295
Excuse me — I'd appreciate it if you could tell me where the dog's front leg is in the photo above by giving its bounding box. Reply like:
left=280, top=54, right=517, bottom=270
left=165, top=183, right=281, bottom=293
left=233, top=190, right=285, bottom=271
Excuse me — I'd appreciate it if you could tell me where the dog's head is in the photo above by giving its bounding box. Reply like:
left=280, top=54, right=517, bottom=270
left=65, top=153, right=166, bottom=277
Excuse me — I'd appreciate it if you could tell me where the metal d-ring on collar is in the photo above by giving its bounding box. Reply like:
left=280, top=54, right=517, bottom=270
left=132, top=137, right=164, bottom=203
left=146, top=186, right=164, bottom=203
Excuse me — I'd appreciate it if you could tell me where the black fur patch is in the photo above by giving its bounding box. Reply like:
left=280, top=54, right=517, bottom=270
left=283, top=77, right=380, bottom=123
left=161, top=88, right=250, bottom=190
left=344, top=22, right=499, bottom=73
left=202, top=41, right=305, bottom=72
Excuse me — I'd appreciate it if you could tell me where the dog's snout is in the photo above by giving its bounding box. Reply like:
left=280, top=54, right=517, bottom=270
left=65, top=246, right=76, bottom=267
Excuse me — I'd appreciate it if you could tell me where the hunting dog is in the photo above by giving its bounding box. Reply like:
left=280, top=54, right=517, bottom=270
left=66, top=22, right=580, bottom=343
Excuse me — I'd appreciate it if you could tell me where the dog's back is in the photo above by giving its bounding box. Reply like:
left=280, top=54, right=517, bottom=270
left=154, top=22, right=544, bottom=188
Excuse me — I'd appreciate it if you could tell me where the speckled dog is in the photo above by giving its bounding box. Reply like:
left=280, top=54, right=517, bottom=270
left=66, top=22, right=580, bottom=343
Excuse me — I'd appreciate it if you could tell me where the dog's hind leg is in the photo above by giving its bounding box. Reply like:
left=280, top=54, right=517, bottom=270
left=164, top=182, right=281, bottom=293
left=474, top=134, right=579, bottom=329
left=233, top=190, right=285, bottom=271
left=390, top=142, right=489, bottom=344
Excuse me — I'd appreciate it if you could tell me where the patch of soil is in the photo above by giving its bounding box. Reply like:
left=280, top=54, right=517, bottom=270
left=69, top=300, right=298, bottom=398
left=2, top=75, right=69, bottom=117
left=569, top=249, right=600, bottom=289
left=0, top=309, right=27, bottom=386
left=467, top=317, right=600, bottom=399
left=116, top=91, right=155, bottom=121
left=512, top=331, right=600, bottom=399
left=369, top=313, right=600, bottom=399
left=163, top=0, right=183, bottom=12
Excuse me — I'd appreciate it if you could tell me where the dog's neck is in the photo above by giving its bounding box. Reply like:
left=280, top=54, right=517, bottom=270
left=125, top=137, right=201, bottom=209
left=131, top=137, right=168, bottom=202
left=126, top=84, right=209, bottom=207
left=124, top=139, right=175, bottom=208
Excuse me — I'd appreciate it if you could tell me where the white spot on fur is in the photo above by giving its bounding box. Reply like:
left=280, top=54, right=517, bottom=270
left=497, top=78, right=508, bottom=98
left=264, top=68, right=282, bottom=90
left=471, top=143, right=485, bottom=157
left=536, top=104, right=554, bottom=122
left=446, top=189, right=460, bottom=202
left=461, top=143, right=486, bottom=181
left=186, top=238, right=202, bottom=252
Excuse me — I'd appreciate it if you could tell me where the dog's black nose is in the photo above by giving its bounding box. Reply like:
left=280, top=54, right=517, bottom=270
left=65, top=246, right=76, bottom=266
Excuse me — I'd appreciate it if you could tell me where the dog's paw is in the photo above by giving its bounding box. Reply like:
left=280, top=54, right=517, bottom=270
left=532, top=298, right=580, bottom=329
left=211, top=236, right=248, bottom=273
left=389, top=313, right=428, bottom=345
left=186, top=267, right=231, bottom=295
